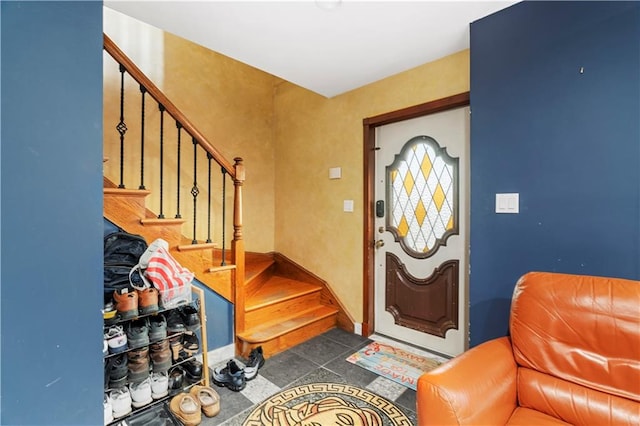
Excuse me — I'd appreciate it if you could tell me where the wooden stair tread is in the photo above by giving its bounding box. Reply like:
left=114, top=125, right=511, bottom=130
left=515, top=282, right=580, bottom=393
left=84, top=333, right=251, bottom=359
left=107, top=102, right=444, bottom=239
left=140, top=217, right=186, bottom=225
left=245, top=259, right=274, bottom=282
left=104, top=187, right=151, bottom=197
left=237, top=305, right=338, bottom=343
left=246, top=277, right=321, bottom=311
left=177, top=242, right=217, bottom=251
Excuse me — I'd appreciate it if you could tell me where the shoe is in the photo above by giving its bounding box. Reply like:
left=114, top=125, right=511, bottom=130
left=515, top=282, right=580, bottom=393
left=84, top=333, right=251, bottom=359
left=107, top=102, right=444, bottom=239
left=243, top=346, right=265, bottom=381
left=148, top=314, right=167, bottom=342
left=169, top=393, right=201, bottom=426
left=103, top=300, right=118, bottom=326
left=127, top=318, right=149, bottom=349
left=113, top=289, right=138, bottom=320
left=104, top=325, right=127, bottom=354
left=189, top=385, right=220, bottom=418
left=180, top=305, right=200, bottom=332
left=149, top=339, right=172, bottom=373
left=166, top=310, right=186, bottom=335
left=150, top=372, right=169, bottom=400
left=110, top=387, right=133, bottom=419
left=182, top=332, right=200, bottom=357
left=103, top=339, right=108, bottom=357
left=105, top=353, right=128, bottom=389
left=169, top=335, right=187, bottom=363
left=129, top=377, right=153, bottom=408
left=137, top=286, right=159, bottom=315
left=104, top=393, right=114, bottom=425
left=183, top=358, right=203, bottom=384
left=168, top=366, right=185, bottom=394
left=128, top=346, right=150, bottom=384
left=213, top=360, right=246, bottom=392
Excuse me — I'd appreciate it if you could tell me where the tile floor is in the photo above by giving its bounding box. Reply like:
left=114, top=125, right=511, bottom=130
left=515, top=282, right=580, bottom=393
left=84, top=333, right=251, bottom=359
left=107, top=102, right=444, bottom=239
left=201, top=328, right=419, bottom=425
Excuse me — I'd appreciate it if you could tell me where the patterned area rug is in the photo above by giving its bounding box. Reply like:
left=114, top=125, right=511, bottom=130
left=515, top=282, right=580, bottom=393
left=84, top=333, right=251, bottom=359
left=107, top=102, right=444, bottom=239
left=242, top=382, right=412, bottom=426
left=346, top=341, right=444, bottom=390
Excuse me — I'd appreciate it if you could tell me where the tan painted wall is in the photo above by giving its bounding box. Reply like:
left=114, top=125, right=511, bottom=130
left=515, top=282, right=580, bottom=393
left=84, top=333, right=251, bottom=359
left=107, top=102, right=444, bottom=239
left=273, top=51, right=469, bottom=321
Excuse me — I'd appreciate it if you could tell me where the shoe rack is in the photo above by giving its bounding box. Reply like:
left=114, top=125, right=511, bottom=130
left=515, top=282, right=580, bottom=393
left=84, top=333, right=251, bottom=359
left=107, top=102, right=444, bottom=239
left=104, top=285, right=209, bottom=425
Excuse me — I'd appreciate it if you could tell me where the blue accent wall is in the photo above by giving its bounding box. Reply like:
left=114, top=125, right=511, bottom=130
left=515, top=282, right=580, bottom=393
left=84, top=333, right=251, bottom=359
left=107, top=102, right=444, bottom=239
left=469, top=1, right=640, bottom=346
left=1, top=2, right=104, bottom=423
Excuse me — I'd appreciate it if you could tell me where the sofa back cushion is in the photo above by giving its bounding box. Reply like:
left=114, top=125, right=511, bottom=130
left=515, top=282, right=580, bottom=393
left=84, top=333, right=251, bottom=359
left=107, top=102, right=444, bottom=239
left=510, top=272, right=640, bottom=403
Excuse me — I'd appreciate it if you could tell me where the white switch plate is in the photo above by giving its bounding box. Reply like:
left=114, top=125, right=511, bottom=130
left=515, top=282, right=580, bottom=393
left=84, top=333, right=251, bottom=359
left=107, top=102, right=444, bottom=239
left=343, top=199, right=354, bottom=212
left=329, top=167, right=342, bottom=179
left=496, top=193, right=519, bottom=213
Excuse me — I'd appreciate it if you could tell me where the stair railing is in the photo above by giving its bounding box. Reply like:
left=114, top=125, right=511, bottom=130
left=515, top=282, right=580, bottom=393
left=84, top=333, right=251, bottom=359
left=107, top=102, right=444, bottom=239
left=103, top=34, right=245, bottom=300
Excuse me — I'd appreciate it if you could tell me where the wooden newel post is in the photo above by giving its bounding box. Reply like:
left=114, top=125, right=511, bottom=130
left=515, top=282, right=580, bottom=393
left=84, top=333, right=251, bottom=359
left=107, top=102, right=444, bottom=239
left=232, top=157, right=245, bottom=241
left=232, top=157, right=246, bottom=342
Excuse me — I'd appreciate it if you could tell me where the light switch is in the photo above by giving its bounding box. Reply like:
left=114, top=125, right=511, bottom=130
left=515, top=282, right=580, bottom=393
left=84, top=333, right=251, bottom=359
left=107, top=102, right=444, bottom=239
left=496, top=193, right=519, bottom=213
left=343, top=199, right=354, bottom=212
left=329, top=167, right=342, bottom=179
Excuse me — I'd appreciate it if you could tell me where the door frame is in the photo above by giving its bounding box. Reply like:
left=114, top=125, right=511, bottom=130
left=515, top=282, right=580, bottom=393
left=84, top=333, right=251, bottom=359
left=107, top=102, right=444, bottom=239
left=361, top=92, right=470, bottom=337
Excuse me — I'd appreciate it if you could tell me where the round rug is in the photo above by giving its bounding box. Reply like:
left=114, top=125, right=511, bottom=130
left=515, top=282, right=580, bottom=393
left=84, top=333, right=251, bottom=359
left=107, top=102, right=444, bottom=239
left=242, top=382, right=412, bottom=426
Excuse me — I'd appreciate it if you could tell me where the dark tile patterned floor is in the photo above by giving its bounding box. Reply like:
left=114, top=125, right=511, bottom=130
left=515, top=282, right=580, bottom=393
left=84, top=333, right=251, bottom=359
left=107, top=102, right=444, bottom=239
left=201, top=328, right=418, bottom=425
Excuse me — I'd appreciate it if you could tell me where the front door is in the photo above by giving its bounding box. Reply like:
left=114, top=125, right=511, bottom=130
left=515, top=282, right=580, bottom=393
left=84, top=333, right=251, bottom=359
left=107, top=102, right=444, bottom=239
left=373, top=106, right=469, bottom=357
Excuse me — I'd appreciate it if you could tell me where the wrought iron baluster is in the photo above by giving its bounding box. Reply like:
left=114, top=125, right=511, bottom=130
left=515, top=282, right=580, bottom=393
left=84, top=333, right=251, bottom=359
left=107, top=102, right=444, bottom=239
left=158, top=104, right=165, bottom=219
left=191, top=138, right=199, bottom=244
left=175, top=122, right=182, bottom=219
left=116, top=64, right=128, bottom=188
left=139, top=85, right=147, bottom=190
left=206, top=154, right=213, bottom=244
left=221, top=167, right=227, bottom=266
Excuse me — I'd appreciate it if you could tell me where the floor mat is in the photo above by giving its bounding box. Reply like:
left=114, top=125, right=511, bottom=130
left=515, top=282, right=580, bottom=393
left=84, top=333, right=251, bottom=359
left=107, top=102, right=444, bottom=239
left=346, top=341, right=444, bottom=390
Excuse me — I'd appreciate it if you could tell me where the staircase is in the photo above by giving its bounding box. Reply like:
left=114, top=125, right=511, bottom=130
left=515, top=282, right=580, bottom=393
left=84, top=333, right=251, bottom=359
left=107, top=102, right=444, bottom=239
left=103, top=34, right=350, bottom=360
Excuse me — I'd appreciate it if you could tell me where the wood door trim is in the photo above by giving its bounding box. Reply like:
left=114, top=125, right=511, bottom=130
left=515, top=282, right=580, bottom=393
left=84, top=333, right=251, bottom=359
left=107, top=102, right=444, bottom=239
left=361, top=92, right=470, bottom=337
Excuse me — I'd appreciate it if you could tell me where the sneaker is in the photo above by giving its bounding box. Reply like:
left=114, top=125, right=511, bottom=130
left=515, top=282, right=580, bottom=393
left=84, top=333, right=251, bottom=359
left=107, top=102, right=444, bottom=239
left=104, top=393, right=114, bottom=425
left=113, top=288, right=138, bottom=320
left=182, top=332, right=199, bottom=357
left=105, top=353, right=128, bottom=389
left=150, top=372, right=169, bottom=400
left=128, top=346, right=150, bottom=384
left=137, top=287, right=159, bottom=315
left=104, top=325, right=127, bottom=354
left=169, top=393, right=201, bottom=426
left=183, top=358, right=203, bottom=385
left=127, top=318, right=149, bottom=349
left=149, top=339, right=172, bottom=373
left=110, top=387, right=133, bottom=419
left=243, top=346, right=265, bottom=381
left=189, top=385, right=220, bottom=418
left=213, top=360, right=245, bottom=392
left=148, top=314, right=167, bottom=342
left=129, top=377, right=153, bottom=408
left=166, top=310, right=186, bottom=335
left=180, top=305, right=200, bottom=332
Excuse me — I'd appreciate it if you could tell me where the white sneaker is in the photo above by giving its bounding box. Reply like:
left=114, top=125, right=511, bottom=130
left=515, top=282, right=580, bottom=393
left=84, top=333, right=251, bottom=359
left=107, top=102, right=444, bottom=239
left=129, top=377, right=153, bottom=408
left=104, top=325, right=127, bottom=354
left=103, top=393, right=114, bottom=425
left=110, top=387, right=132, bottom=419
left=150, top=372, right=169, bottom=400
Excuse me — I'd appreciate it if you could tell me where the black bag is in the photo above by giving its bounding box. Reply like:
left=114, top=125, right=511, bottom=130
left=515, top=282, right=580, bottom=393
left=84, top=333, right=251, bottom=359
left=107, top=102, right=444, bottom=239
left=104, top=230, right=148, bottom=293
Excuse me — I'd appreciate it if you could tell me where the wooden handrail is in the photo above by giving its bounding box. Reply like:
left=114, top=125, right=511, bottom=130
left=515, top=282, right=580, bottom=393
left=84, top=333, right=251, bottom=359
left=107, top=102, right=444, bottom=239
left=103, top=34, right=236, bottom=179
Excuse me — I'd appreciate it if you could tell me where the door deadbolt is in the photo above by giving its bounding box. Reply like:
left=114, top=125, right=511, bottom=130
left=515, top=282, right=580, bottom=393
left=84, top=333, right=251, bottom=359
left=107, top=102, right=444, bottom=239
left=378, top=226, right=385, bottom=234
left=374, top=239, right=385, bottom=249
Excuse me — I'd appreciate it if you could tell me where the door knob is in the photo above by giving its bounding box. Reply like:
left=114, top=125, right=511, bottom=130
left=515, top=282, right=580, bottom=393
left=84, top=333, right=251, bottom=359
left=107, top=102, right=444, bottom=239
left=374, top=239, right=385, bottom=249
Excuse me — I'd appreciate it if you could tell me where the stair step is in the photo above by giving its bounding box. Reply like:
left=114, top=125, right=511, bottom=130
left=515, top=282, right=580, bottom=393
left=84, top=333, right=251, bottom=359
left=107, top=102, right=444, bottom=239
left=237, top=305, right=338, bottom=343
left=177, top=242, right=217, bottom=252
left=104, top=187, right=151, bottom=197
left=245, top=259, right=274, bottom=284
left=246, top=276, right=321, bottom=312
left=140, top=218, right=186, bottom=226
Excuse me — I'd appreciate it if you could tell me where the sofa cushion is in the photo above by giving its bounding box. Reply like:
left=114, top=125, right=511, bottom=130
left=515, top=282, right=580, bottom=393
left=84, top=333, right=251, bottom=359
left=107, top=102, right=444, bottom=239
left=510, top=272, right=640, bottom=402
left=507, top=407, right=569, bottom=425
left=517, top=367, right=640, bottom=425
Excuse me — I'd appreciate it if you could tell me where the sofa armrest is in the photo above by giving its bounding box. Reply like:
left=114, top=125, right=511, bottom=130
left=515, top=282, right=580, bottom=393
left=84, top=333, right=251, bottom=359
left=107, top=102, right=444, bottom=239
left=417, top=336, right=518, bottom=425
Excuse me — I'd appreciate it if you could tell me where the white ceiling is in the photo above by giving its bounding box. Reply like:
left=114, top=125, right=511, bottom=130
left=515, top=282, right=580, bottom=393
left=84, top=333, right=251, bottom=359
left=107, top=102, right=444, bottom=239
left=105, top=1, right=516, bottom=98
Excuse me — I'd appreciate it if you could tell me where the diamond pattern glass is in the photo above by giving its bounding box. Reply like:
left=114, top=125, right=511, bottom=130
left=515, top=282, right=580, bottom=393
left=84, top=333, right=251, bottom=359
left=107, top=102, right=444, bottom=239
left=387, top=136, right=458, bottom=257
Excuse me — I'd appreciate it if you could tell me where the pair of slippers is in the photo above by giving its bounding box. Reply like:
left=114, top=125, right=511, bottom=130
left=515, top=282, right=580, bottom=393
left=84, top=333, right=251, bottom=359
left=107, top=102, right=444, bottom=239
left=169, top=385, right=220, bottom=425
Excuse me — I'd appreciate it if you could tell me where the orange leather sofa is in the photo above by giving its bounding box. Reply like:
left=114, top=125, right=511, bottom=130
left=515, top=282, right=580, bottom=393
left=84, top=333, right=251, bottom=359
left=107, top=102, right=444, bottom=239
left=417, top=272, right=640, bottom=425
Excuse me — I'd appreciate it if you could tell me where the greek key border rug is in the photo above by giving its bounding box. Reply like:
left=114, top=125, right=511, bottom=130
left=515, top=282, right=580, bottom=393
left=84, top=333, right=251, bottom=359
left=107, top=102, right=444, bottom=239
left=242, top=382, right=412, bottom=426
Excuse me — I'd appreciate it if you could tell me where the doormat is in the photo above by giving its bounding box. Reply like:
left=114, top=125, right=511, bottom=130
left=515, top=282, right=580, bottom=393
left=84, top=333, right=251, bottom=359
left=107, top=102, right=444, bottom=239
left=242, top=382, right=412, bottom=426
left=346, top=341, right=444, bottom=391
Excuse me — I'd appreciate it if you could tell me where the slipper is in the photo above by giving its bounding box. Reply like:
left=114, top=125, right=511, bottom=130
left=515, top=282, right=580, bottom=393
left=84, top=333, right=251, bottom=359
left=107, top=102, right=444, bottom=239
left=169, top=393, right=201, bottom=426
left=190, top=385, right=221, bottom=417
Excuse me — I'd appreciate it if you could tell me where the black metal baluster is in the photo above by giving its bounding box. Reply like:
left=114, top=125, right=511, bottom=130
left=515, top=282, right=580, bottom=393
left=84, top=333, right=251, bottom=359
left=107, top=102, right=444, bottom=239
left=221, top=167, right=227, bottom=266
left=116, top=64, right=128, bottom=188
left=139, top=85, right=146, bottom=190
left=175, top=122, right=182, bottom=219
left=206, top=154, right=213, bottom=244
left=158, top=104, right=165, bottom=219
left=191, top=138, right=199, bottom=244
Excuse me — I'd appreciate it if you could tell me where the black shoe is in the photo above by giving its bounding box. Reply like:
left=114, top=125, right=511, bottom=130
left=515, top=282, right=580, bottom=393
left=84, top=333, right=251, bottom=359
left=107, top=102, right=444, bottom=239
left=165, top=310, right=186, bottom=335
left=168, top=366, right=185, bottom=395
left=183, top=358, right=203, bottom=384
left=243, top=346, right=265, bottom=381
left=179, top=305, right=201, bottom=332
left=213, top=360, right=246, bottom=392
left=182, top=332, right=200, bottom=356
left=105, top=353, right=128, bottom=389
